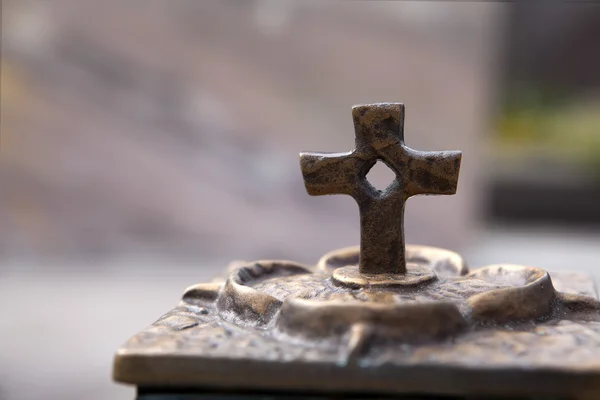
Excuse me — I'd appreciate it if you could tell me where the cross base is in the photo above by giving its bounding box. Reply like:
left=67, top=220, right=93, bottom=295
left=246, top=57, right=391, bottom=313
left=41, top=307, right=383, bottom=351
left=114, top=245, right=600, bottom=400
left=331, top=263, right=437, bottom=289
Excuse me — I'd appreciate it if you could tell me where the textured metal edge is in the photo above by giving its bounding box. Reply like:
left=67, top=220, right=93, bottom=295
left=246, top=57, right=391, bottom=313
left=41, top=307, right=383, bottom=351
left=114, top=352, right=600, bottom=399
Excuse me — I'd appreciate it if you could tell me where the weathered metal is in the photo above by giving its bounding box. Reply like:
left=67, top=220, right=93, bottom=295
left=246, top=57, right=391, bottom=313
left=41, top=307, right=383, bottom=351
left=300, top=103, right=461, bottom=275
left=114, top=103, right=600, bottom=399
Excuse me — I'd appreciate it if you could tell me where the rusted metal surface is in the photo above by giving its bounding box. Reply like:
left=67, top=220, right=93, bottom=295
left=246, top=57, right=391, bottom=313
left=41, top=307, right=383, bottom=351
left=300, top=103, right=461, bottom=274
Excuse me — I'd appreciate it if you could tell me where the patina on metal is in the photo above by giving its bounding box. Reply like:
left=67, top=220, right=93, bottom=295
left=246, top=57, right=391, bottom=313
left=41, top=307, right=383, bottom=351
left=114, top=103, right=600, bottom=400
left=300, top=103, right=461, bottom=276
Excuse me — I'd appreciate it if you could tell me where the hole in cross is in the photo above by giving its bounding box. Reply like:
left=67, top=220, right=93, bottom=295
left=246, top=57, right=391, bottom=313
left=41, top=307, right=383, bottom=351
left=366, top=160, right=396, bottom=191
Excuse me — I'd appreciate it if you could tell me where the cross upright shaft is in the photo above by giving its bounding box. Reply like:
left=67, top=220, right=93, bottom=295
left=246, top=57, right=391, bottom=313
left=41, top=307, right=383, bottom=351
left=300, top=103, right=462, bottom=275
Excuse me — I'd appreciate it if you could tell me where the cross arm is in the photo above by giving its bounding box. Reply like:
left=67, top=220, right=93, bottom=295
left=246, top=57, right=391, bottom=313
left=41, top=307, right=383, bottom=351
left=299, top=151, right=361, bottom=196
left=403, top=149, right=462, bottom=197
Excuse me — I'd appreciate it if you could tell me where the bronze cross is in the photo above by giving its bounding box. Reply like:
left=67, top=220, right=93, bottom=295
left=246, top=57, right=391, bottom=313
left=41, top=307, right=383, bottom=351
left=300, top=103, right=462, bottom=275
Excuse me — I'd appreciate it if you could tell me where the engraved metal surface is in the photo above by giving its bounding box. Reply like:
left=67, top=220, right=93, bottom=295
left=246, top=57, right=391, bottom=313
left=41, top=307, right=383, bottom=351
left=114, top=246, right=600, bottom=399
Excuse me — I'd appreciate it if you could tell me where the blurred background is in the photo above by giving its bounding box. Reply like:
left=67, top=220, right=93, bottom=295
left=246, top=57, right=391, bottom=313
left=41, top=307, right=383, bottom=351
left=1, top=1, right=599, bottom=399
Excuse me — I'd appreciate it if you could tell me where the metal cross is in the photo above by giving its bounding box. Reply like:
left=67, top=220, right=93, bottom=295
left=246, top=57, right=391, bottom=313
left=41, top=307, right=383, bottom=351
left=300, top=103, right=462, bottom=275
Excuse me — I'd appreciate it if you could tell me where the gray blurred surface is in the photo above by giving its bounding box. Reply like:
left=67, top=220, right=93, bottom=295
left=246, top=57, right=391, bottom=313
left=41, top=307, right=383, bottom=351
left=1, top=0, right=506, bottom=264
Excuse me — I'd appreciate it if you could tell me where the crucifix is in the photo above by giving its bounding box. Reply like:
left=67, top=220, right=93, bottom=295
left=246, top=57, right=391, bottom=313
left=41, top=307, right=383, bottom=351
left=300, top=103, right=462, bottom=275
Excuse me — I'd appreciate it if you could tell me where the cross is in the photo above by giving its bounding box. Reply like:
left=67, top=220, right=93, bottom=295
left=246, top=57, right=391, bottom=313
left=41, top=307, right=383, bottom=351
left=300, top=103, right=462, bottom=275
